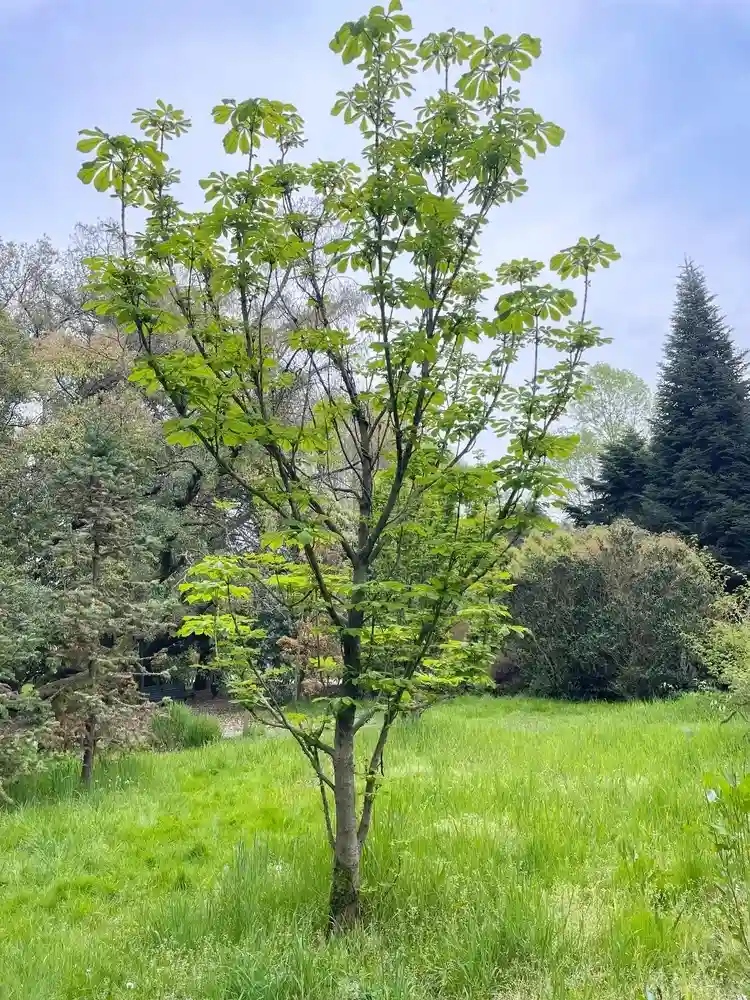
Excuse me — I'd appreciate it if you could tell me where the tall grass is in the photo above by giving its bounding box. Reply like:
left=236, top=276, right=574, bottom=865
left=0, top=696, right=746, bottom=999
left=150, top=699, right=223, bottom=750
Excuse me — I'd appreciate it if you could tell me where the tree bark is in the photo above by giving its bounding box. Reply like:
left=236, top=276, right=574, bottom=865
left=81, top=713, right=96, bottom=788
left=329, top=705, right=361, bottom=931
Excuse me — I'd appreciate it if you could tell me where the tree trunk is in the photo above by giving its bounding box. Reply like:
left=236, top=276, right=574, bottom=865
left=329, top=706, right=361, bottom=932
left=329, top=556, right=367, bottom=931
left=81, top=713, right=96, bottom=788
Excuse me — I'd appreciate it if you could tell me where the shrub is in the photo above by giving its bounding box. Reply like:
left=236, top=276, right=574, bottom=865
left=150, top=700, right=222, bottom=750
left=694, top=580, right=750, bottom=708
left=0, top=685, right=57, bottom=804
left=505, top=520, right=720, bottom=700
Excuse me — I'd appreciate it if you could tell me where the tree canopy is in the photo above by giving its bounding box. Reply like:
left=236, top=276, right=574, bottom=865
left=568, top=263, right=750, bottom=574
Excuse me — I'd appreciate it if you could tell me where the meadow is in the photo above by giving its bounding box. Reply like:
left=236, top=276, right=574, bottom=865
left=0, top=696, right=747, bottom=1000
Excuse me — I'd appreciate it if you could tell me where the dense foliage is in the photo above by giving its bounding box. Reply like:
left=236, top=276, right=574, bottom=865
left=0, top=685, right=56, bottom=805
left=572, top=263, right=750, bottom=574
left=505, top=520, right=721, bottom=700
left=646, top=262, right=750, bottom=570
left=0, top=282, right=253, bottom=787
left=566, top=429, right=650, bottom=527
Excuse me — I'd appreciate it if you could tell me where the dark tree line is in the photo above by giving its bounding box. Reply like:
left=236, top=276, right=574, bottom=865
left=569, top=261, right=750, bottom=574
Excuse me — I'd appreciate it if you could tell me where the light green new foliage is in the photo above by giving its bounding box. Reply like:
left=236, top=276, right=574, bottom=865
left=76, top=0, right=619, bottom=924
left=697, top=618, right=750, bottom=706
left=556, top=363, right=653, bottom=506
left=0, top=697, right=747, bottom=999
left=567, top=363, right=653, bottom=445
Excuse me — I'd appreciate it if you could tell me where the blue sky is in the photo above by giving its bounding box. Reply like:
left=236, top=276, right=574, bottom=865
left=0, top=0, right=748, bottom=389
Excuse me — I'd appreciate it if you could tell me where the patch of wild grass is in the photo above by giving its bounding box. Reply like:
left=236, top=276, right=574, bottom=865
left=151, top=699, right=223, bottom=750
left=0, top=695, right=746, bottom=999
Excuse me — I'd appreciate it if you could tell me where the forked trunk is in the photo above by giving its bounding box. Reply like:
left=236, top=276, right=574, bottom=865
left=329, top=707, right=361, bottom=931
left=81, top=713, right=96, bottom=788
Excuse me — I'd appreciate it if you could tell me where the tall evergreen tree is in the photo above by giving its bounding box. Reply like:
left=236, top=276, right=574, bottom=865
left=646, top=261, right=750, bottom=569
left=566, top=429, right=650, bottom=527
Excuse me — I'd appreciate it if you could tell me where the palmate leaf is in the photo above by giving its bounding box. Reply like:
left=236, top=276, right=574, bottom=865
left=77, top=136, right=103, bottom=154
left=93, top=167, right=112, bottom=193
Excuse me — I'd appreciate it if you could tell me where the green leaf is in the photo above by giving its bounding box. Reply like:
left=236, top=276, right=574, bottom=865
left=518, top=34, right=542, bottom=58
left=223, top=129, right=240, bottom=154
left=77, top=163, right=98, bottom=184
left=76, top=135, right=101, bottom=153
left=342, top=36, right=362, bottom=64
left=166, top=429, right=200, bottom=447
left=93, top=168, right=111, bottom=192
left=543, top=123, right=565, bottom=147
left=329, top=25, right=350, bottom=54
left=212, top=103, right=233, bottom=124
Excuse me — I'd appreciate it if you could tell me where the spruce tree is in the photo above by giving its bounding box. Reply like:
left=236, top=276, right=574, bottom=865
left=42, top=425, right=157, bottom=785
left=566, top=430, right=650, bottom=527
left=646, top=261, right=750, bottom=570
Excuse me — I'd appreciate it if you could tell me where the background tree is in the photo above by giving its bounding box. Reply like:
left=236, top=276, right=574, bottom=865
left=556, top=363, right=652, bottom=509
left=566, top=429, right=650, bottom=527
left=646, top=261, right=750, bottom=571
left=0, top=249, right=271, bottom=709
left=505, top=520, right=720, bottom=700
left=79, top=2, right=618, bottom=928
left=0, top=231, right=108, bottom=341
left=0, top=685, right=57, bottom=805
left=0, top=312, right=35, bottom=437
left=37, top=424, right=166, bottom=785
left=567, top=362, right=652, bottom=443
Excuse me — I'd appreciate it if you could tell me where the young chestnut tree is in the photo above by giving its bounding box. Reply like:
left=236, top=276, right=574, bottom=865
left=77, top=3, right=618, bottom=928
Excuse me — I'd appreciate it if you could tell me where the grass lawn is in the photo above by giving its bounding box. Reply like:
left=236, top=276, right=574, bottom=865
left=0, top=696, right=747, bottom=1000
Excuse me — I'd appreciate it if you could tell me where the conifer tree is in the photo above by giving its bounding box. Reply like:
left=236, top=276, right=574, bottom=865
left=566, top=429, right=650, bottom=527
left=646, top=261, right=750, bottom=570
left=42, top=425, right=157, bottom=784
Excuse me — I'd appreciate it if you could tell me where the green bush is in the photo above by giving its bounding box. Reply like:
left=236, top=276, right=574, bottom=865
left=696, top=610, right=750, bottom=706
left=505, top=520, right=720, bottom=700
left=150, top=701, right=222, bottom=750
left=0, top=685, right=57, bottom=805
